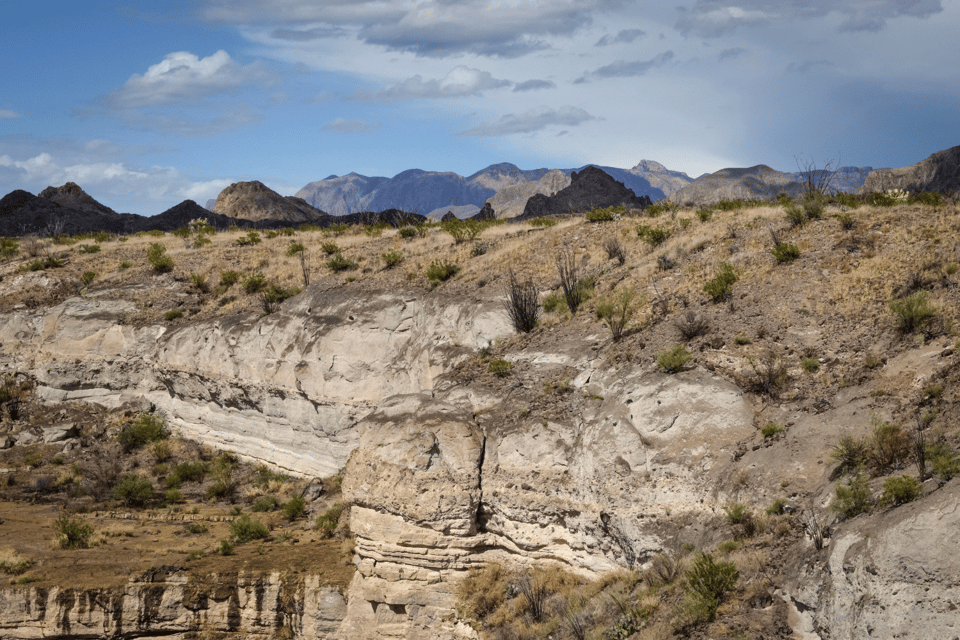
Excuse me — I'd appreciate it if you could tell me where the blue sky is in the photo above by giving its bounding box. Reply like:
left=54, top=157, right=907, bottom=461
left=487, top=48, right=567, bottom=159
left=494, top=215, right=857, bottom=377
left=1, top=0, right=958, bottom=215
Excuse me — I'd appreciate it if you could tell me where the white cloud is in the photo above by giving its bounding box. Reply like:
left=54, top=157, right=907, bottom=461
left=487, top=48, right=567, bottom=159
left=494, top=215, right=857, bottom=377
left=0, top=109, right=20, bottom=119
left=356, top=66, right=511, bottom=100
left=576, top=51, right=674, bottom=82
left=513, top=79, right=556, bottom=92
left=322, top=118, right=381, bottom=133
left=460, top=105, right=595, bottom=136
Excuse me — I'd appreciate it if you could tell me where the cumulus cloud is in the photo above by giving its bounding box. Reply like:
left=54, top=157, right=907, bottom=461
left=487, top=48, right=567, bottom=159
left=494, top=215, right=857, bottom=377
left=356, top=66, right=510, bottom=101
left=200, top=0, right=621, bottom=58
left=100, top=50, right=276, bottom=109
left=459, top=105, right=594, bottom=136
left=675, top=0, right=943, bottom=37
left=322, top=118, right=381, bottom=133
left=575, top=50, right=674, bottom=82
left=595, top=28, right=647, bottom=46
left=0, top=109, right=20, bottom=119
left=513, top=79, right=556, bottom=93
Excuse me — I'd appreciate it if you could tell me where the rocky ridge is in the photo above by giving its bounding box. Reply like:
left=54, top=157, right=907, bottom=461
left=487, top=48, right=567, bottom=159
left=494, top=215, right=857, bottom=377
left=518, top=166, right=652, bottom=219
left=859, top=143, right=960, bottom=198
left=213, top=181, right=326, bottom=224
left=485, top=169, right=571, bottom=219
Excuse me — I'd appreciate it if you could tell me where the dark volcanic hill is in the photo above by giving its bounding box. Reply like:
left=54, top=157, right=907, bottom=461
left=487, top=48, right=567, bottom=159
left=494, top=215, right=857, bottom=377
left=0, top=185, right=126, bottom=235
left=859, top=144, right=960, bottom=198
left=516, top=166, right=652, bottom=220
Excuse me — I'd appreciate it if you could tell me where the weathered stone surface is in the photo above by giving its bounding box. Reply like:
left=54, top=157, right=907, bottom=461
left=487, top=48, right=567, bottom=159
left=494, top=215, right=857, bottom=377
left=485, top=169, right=570, bottom=219
left=858, top=143, right=960, bottom=198
left=0, top=572, right=346, bottom=640
left=517, top=166, right=651, bottom=220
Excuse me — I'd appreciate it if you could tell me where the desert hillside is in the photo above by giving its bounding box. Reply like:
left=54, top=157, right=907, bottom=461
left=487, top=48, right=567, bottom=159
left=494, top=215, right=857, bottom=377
left=0, top=191, right=958, bottom=640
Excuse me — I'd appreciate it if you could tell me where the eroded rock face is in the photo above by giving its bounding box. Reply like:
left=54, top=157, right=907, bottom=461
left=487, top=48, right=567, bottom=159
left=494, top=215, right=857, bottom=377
left=858, top=143, right=960, bottom=198
left=0, top=571, right=346, bottom=640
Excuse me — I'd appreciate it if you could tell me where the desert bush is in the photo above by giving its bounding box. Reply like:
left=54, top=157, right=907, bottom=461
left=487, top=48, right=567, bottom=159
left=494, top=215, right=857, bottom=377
left=398, top=225, right=418, bottom=239
left=236, top=231, right=262, bottom=246
left=0, top=237, right=19, bottom=258
left=282, top=495, right=306, bottom=521
left=218, top=270, right=241, bottom=290
left=832, top=472, right=872, bottom=519
left=830, top=434, right=868, bottom=474
left=83, top=443, right=123, bottom=501
left=868, top=417, right=910, bottom=473
left=324, top=223, right=351, bottom=237
left=723, top=503, right=749, bottom=524
left=674, top=310, right=709, bottom=340
left=78, top=271, right=97, bottom=287
left=488, top=359, right=513, bottom=377
left=911, top=191, right=942, bottom=206
left=285, top=243, right=306, bottom=258
left=78, top=244, right=101, bottom=254
left=645, top=548, right=686, bottom=587
left=252, top=495, right=280, bottom=512
left=595, top=286, right=637, bottom=341
left=646, top=202, right=673, bottom=216
left=258, top=284, right=300, bottom=314
left=542, top=291, right=568, bottom=314
left=636, top=223, right=670, bottom=246
left=165, top=488, right=184, bottom=503
left=56, top=513, right=94, bottom=549
left=0, top=556, right=35, bottom=576
left=865, top=191, right=899, bottom=206
left=784, top=202, right=806, bottom=227
left=381, top=250, right=403, bottom=268
left=218, top=539, right=235, bottom=555
left=772, top=242, right=800, bottom=263
left=766, top=498, right=788, bottom=516
left=889, top=291, right=937, bottom=334
left=602, top=236, right=626, bottom=265
left=527, top=217, right=557, bottom=227
left=242, top=272, right=267, bottom=293
left=118, top=412, right=170, bottom=452
left=426, top=259, right=458, bottom=284
left=442, top=219, right=487, bottom=244
left=881, top=475, right=921, bottom=506
left=745, top=350, right=788, bottom=396
left=164, top=309, right=183, bottom=321
left=928, top=442, right=960, bottom=484
left=167, top=460, right=208, bottom=487
left=761, top=421, right=784, bottom=439
left=147, top=243, right=174, bottom=272
left=230, top=514, right=269, bottom=543
left=320, top=241, right=340, bottom=254
left=457, top=564, right=508, bottom=621
left=836, top=212, right=855, bottom=229
left=113, top=473, right=155, bottom=508
left=801, top=356, right=820, bottom=372
left=585, top=206, right=622, bottom=222
left=684, top=553, right=739, bottom=622
left=657, top=345, right=691, bottom=373
left=327, top=253, right=359, bottom=273
left=703, top=261, right=738, bottom=302
left=556, top=248, right=584, bottom=314
left=189, top=272, right=209, bottom=293
left=657, top=253, right=676, bottom=271
left=315, top=502, right=347, bottom=538
left=503, top=270, right=540, bottom=333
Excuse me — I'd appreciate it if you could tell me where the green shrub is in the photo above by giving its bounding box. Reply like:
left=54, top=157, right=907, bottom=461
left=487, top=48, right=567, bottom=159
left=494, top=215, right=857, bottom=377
left=164, top=309, right=183, bottom=321
left=723, top=503, right=749, bottom=524
left=167, top=461, right=208, bottom=487
left=865, top=192, right=898, bottom=207
left=55, top=513, right=94, bottom=549
left=696, top=207, right=713, bottom=222
left=315, top=502, right=347, bottom=538
left=218, top=539, right=235, bottom=555
left=881, top=475, right=921, bottom=506
left=282, top=495, right=306, bottom=521
left=118, top=413, right=170, bottom=452
left=657, top=345, right=691, bottom=373
left=784, top=202, right=806, bottom=227
left=595, top=286, right=637, bottom=341
left=189, top=273, right=208, bottom=292
left=772, top=242, right=800, bottom=263
left=830, top=434, right=868, bottom=475
left=734, top=334, right=751, bottom=345
left=381, top=250, right=403, bottom=268
left=364, top=221, right=391, bottom=237
left=761, top=422, right=784, bottom=438
left=834, top=193, right=859, bottom=209
left=800, top=357, right=820, bottom=372
left=684, top=553, right=739, bottom=622
left=119, top=261, right=132, bottom=270
left=657, top=254, right=676, bottom=271
left=911, top=191, right=942, bottom=206
left=78, top=244, right=101, bottom=254
left=398, top=225, right=418, bottom=239
left=716, top=539, right=741, bottom=554
left=147, top=243, right=174, bottom=272
left=836, top=212, right=855, bottom=229
left=165, top=488, right=184, bottom=504
left=327, top=253, right=359, bottom=272
left=542, top=291, right=569, bottom=314
left=0, top=237, right=19, bottom=258
left=646, top=202, right=672, bottom=216
left=80, top=271, right=97, bottom=286
left=230, top=514, right=269, bottom=543
left=252, top=495, right=280, bottom=512
left=236, top=231, right=262, bottom=246
left=320, top=241, right=340, bottom=255
left=868, top=418, right=910, bottom=473
left=259, top=283, right=300, bottom=314
left=0, top=557, right=35, bottom=576
left=113, top=473, right=155, bottom=508
left=285, top=243, right=306, bottom=257
left=703, top=262, right=738, bottom=302
left=194, top=236, right=212, bottom=248
left=219, top=270, right=241, bottom=290
left=172, top=227, right=191, bottom=238
left=585, top=206, right=622, bottom=222
left=766, top=498, right=787, bottom=516
left=426, top=260, right=459, bottom=284
left=242, top=272, right=267, bottom=293
left=636, top=224, right=671, bottom=246
left=889, top=291, right=937, bottom=334
left=832, top=472, right=873, bottom=519
left=527, top=217, right=557, bottom=227
left=488, top=359, right=513, bottom=377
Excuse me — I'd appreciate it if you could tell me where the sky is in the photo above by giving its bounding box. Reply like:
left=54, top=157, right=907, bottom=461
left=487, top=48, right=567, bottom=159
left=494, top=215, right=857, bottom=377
left=1, top=0, right=958, bottom=215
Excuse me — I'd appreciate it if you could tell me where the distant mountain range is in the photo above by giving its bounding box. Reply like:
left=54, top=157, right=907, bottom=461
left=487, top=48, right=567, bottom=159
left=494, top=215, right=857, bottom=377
left=285, top=161, right=695, bottom=218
